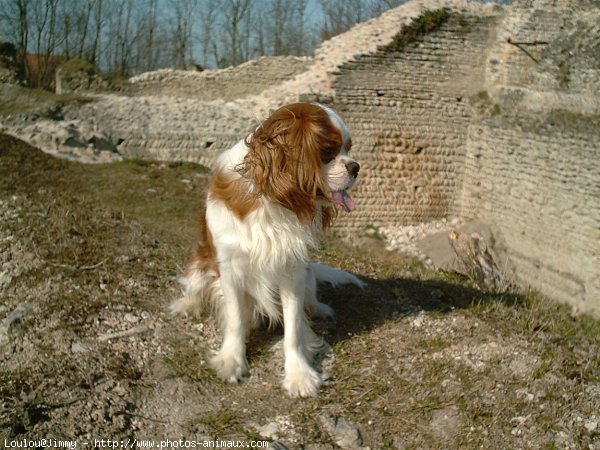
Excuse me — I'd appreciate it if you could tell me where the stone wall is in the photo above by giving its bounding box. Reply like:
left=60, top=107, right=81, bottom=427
left=458, top=0, right=600, bottom=314
left=332, top=6, right=499, bottom=229
left=331, top=0, right=599, bottom=314
left=66, top=57, right=313, bottom=168
left=69, top=95, right=256, bottom=168
left=127, top=56, right=313, bottom=101
left=461, top=117, right=599, bottom=314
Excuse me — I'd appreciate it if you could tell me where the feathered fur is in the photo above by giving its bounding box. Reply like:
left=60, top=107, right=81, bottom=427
left=171, top=102, right=363, bottom=397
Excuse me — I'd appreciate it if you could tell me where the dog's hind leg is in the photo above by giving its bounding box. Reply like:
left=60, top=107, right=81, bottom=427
left=304, top=265, right=334, bottom=318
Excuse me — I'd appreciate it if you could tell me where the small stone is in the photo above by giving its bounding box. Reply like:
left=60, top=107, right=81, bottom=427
left=410, top=312, right=426, bottom=328
left=259, top=421, right=280, bottom=439
left=0, top=302, right=32, bottom=345
left=319, top=414, right=368, bottom=450
left=0, top=271, right=12, bottom=289
left=23, top=252, right=36, bottom=261
left=430, top=406, right=461, bottom=440
left=113, top=383, right=127, bottom=397
left=124, top=313, right=139, bottom=323
left=72, top=341, right=92, bottom=353
left=267, top=442, right=288, bottom=450
left=584, top=420, right=598, bottom=433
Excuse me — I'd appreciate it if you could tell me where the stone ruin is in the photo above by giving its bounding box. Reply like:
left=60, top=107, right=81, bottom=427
left=333, top=0, right=598, bottom=316
left=9, top=0, right=599, bottom=314
left=55, top=58, right=111, bottom=94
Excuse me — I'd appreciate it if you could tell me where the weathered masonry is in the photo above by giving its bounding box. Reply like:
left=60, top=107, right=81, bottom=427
left=331, top=0, right=599, bottom=315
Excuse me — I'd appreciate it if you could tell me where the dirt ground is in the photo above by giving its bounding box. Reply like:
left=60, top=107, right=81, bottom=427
left=1, top=133, right=599, bottom=449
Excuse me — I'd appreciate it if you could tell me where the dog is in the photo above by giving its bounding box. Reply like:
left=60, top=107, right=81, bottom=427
left=171, top=102, right=364, bottom=397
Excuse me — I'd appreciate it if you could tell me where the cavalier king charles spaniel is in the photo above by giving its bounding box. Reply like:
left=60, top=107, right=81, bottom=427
left=171, top=102, right=364, bottom=397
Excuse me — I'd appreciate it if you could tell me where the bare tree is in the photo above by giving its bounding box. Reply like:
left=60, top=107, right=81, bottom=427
left=319, top=0, right=366, bottom=41
left=168, top=0, right=196, bottom=69
left=0, top=0, right=30, bottom=61
left=219, top=0, right=252, bottom=67
left=285, top=0, right=310, bottom=56
left=0, top=0, right=409, bottom=78
left=104, top=0, right=137, bottom=76
left=258, top=0, right=310, bottom=56
left=269, top=0, right=289, bottom=55
left=88, top=0, right=103, bottom=64
left=132, top=0, right=160, bottom=72
left=196, top=0, right=220, bottom=69
left=318, top=0, right=406, bottom=41
left=10, top=0, right=62, bottom=88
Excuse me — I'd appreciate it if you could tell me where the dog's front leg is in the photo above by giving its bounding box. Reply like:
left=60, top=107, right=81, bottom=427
left=281, top=263, right=321, bottom=397
left=210, top=263, right=249, bottom=383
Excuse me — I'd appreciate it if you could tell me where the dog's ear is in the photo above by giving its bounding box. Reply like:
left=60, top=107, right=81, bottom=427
left=242, top=103, right=334, bottom=224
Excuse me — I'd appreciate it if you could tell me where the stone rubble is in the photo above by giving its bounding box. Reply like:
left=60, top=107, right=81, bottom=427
left=1, top=119, right=121, bottom=163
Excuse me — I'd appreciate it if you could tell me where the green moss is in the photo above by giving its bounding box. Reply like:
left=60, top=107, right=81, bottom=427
left=456, top=14, right=472, bottom=34
left=0, top=84, right=94, bottom=116
left=546, top=109, right=600, bottom=128
left=558, top=61, right=570, bottom=87
left=387, top=8, right=452, bottom=52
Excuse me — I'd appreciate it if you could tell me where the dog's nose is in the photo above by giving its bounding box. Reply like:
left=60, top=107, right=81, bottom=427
left=345, top=161, right=360, bottom=178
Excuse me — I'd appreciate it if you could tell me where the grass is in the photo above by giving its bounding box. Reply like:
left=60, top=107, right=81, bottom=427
left=198, top=408, right=240, bottom=435
left=162, top=337, right=219, bottom=388
left=1, top=133, right=599, bottom=448
left=0, top=83, right=94, bottom=117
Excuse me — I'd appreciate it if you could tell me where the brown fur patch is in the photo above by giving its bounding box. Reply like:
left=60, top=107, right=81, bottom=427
left=187, top=209, right=220, bottom=277
left=209, top=169, right=260, bottom=220
left=240, top=103, right=343, bottom=224
left=187, top=170, right=258, bottom=279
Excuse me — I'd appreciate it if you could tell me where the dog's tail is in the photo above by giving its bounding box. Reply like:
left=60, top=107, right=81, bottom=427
left=310, top=262, right=366, bottom=289
left=170, top=261, right=222, bottom=317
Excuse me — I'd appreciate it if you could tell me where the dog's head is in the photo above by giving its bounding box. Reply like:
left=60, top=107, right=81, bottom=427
left=242, top=102, right=360, bottom=223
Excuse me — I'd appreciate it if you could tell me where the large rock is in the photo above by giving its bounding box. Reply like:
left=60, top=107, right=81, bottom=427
left=416, top=222, right=513, bottom=290
left=55, top=59, right=110, bottom=94
left=3, top=119, right=121, bottom=163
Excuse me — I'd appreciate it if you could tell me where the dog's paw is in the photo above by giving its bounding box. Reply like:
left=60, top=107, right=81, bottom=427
left=283, top=365, right=321, bottom=398
left=210, top=351, right=249, bottom=383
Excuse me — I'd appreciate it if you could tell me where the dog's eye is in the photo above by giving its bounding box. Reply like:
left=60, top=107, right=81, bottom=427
left=321, top=147, right=337, bottom=163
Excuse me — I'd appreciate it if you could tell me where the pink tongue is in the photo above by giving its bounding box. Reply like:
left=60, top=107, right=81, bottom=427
left=332, top=190, right=355, bottom=212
